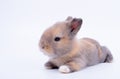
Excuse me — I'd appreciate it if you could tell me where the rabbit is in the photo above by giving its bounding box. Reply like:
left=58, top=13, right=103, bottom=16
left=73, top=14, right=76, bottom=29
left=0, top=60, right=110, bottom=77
left=39, top=16, right=113, bottom=73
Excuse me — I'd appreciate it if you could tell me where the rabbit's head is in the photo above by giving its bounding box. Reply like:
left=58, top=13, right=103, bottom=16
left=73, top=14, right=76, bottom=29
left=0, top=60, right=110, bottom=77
left=39, top=16, right=82, bottom=57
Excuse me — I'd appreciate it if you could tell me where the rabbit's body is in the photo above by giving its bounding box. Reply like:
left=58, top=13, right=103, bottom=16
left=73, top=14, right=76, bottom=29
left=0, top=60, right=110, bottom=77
left=39, top=17, right=113, bottom=73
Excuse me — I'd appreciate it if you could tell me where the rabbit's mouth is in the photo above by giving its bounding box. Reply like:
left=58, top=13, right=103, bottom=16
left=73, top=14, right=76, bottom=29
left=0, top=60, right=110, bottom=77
left=40, top=45, right=55, bottom=57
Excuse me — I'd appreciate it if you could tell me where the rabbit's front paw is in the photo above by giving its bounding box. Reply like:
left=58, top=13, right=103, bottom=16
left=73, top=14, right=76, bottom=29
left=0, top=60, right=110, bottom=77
left=45, top=61, right=58, bottom=69
left=59, top=65, right=71, bottom=73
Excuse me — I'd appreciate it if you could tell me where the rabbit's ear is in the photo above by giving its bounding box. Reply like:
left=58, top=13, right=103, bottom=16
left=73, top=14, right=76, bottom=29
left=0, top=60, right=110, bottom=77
left=68, top=18, right=83, bottom=38
left=66, top=16, right=73, bottom=21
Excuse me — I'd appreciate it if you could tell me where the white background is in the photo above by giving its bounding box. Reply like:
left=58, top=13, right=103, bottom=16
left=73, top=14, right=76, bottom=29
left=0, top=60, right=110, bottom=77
left=0, top=0, right=120, bottom=79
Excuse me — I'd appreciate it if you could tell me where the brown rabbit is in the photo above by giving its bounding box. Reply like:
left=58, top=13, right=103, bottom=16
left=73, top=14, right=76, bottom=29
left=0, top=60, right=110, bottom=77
left=39, top=16, right=113, bottom=73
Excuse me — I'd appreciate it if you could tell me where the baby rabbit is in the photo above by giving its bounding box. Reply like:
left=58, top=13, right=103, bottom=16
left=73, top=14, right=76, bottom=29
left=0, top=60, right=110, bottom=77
left=39, top=16, right=113, bottom=73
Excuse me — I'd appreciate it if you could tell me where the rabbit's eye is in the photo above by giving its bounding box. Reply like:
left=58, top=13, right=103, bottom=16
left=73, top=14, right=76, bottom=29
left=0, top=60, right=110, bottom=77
left=54, top=37, right=61, bottom=42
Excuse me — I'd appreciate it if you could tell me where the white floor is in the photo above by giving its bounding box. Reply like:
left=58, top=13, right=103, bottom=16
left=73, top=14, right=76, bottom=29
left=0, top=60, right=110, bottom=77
left=0, top=0, right=120, bottom=79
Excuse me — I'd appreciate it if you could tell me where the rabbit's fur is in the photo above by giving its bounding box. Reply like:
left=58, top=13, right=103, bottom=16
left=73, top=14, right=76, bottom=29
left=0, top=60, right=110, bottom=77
left=39, top=16, right=113, bottom=73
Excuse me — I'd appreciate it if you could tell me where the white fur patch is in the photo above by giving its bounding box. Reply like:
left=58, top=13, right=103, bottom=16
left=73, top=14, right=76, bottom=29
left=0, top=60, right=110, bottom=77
left=59, top=65, right=71, bottom=73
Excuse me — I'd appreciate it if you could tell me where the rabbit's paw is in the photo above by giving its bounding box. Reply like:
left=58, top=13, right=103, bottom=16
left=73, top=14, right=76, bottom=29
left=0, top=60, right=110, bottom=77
left=59, top=65, right=71, bottom=73
left=45, top=61, right=58, bottom=69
